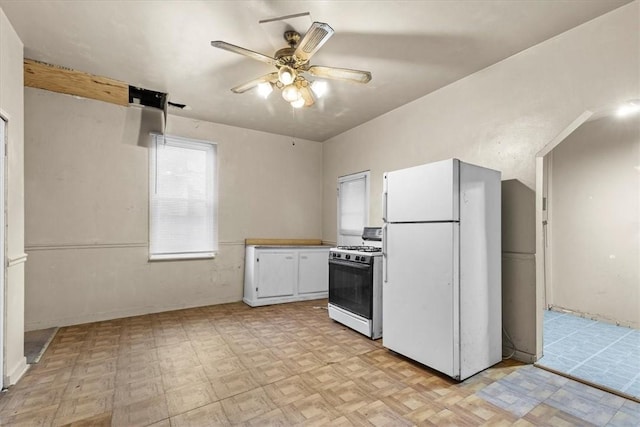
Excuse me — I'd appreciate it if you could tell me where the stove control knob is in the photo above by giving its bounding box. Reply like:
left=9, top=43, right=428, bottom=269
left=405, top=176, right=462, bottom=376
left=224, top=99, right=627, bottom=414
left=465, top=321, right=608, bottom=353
left=345, top=255, right=351, bottom=260
left=355, top=256, right=360, bottom=261
left=336, top=254, right=341, bottom=258
left=361, top=256, right=367, bottom=262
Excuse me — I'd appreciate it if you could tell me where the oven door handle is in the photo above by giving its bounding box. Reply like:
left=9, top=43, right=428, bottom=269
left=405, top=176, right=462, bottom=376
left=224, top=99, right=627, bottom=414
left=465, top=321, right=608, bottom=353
left=328, top=259, right=371, bottom=270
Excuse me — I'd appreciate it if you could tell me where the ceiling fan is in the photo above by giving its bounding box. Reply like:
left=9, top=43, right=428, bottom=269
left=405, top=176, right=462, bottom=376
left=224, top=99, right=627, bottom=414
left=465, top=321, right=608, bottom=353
left=211, top=22, right=372, bottom=108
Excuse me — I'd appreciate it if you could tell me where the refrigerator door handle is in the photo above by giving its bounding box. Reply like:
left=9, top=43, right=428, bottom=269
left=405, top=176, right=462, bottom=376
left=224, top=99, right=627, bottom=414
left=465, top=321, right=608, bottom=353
left=382, top=223, right=388, bottom=283
left=382, top=192, right=388, bottom=222
left=382, top=173, right=388, bottom=222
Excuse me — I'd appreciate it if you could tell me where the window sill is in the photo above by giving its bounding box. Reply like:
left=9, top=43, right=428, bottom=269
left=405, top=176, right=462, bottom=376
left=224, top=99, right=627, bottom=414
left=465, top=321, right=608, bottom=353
left=149, top=253, right=216, bottom=262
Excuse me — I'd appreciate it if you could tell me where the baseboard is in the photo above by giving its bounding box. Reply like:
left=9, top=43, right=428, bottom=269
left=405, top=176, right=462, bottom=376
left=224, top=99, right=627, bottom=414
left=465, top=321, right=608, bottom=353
left=25, top=296, right=243, bottom=330
left=6, top=356, right=29, bottom=386
left=510, top=349, right=537, bottom=363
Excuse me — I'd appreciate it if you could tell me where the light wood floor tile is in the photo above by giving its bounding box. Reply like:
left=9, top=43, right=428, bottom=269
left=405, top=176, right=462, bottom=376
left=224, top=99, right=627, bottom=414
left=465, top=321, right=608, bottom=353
left=203, top=356, right=247, bottom=379
left=281, top=351, right=324, bottom=374
left=111, top=395, right=169, bottom=427
left=264, top=374, right=316, bottom=407
left=165, top=380, right=218, bottom=417
left=71, top=358, right=117, bottom=379
left=2, top=385, right=66, bottom=416
left=116, top=348, right=158, bottom=367
left=219, top=387, right=277, bottom=424
left=170, top=401, right=229, bottom=426
left=239, top=347, right=280, bottom=367
left=249, top=360, right=294, bottom=386
left=258, top=331, right=294, bottom=348
left=113, top=375, right=164, bottom=407
left=52, top=391, right=113, bottom=426
left=195, top=342, right=235, bottom=362
left=345, top=399, right=413, bottom=426
left=279, top=391, right=343, bottom=424
left=63, top=372, right=116, bottom=400
left=115, top=361, right=162, bottom=385
left=0, top=404, right=58, bottom=427
left=158, top=354, right=200, bottom=372
left=320, top=380, right=377, bottom=414
left=13, top=366, right=73, bottom=392
left=117, top=338, right=156, bottom=354
left=244, top=407, right=291, bottom=426
left=161, top=365, right=208, bottom=392
left=4, top=299, right=637, bottom=426
left=210, top=370, right=261, bottom=400
left=300, top=364, right=344, bottom=391
left=57, top=412, right=112, bottom=427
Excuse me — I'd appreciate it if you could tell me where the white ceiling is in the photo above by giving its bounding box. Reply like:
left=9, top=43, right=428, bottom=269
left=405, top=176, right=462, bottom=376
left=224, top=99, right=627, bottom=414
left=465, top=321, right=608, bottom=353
left=0, top=0, right=631, bottom=141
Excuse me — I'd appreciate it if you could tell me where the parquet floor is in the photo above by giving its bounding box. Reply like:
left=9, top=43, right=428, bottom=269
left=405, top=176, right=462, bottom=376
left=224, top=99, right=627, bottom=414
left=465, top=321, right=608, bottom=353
left=0, top=299, right=637, bottom=426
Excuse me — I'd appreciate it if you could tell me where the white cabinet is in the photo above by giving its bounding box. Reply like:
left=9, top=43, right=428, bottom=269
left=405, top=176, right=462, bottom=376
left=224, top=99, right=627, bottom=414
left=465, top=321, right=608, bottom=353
left=298, top=250, right=329, bottom=294
left=244, top=246, right=330, bottom=307
left=256, top=251, right=296, bottom=298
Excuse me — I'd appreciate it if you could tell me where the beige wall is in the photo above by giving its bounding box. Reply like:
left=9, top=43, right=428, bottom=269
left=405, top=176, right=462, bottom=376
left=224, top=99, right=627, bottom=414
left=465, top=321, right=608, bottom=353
left=0, top=7, right=27, bottom=385
left=24, top=88, right=322, bottom=330
left=548, top=114, right=640, bottom=327
left=322, top=2, right=639, bottom=360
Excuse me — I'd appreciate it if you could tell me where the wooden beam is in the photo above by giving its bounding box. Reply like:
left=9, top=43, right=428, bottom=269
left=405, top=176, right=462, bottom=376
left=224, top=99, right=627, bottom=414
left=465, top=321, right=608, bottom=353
left=24, top=59, right=129, bottom=106
left=244, top=238, right=324, bottom=246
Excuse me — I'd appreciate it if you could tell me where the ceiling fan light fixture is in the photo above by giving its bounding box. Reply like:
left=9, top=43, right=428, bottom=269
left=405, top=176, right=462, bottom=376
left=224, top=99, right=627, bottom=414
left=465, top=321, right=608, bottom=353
left=616, top=100, right=640, bottom=117
left=290, top=98, right=305, bottom=108
left=257, top=82, right=273, bottom=98
left=311, top=80, right=328, bottom=98
left=278, top=65, right=296, bottom=85
left=282, top=84, right=301, bottom=102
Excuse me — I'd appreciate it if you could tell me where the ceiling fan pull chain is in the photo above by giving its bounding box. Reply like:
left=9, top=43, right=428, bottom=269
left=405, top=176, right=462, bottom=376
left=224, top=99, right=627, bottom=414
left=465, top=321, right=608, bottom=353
left=291, top=106, right=296, bottom=146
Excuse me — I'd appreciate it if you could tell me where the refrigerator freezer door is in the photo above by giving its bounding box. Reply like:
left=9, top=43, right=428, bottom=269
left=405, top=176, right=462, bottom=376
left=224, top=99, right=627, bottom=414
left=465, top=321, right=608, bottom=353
left=384, top=159, right=459, bottom=223
left=383, top=222, right=460, bottom=378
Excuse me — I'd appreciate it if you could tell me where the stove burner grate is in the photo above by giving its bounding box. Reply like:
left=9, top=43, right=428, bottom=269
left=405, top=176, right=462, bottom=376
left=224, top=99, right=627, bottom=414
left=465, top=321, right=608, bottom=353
left=336, top=246, right=382, bottom=252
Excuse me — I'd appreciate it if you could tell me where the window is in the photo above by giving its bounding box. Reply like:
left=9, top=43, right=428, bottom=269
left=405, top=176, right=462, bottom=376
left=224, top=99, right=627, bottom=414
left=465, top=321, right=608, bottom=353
left=337, top=171, right=369, bottom=243
left=149, top=134, right=217, bottom=260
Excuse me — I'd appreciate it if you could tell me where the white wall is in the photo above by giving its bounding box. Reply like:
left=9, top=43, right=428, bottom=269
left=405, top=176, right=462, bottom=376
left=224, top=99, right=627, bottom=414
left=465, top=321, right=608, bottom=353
left=0, top=7, right=27, bottom=385
left=24, top=88, right=323, bottom=330
left=548, top=114, right=639, bottom=327
left=322, top=2, right=639, bottom=360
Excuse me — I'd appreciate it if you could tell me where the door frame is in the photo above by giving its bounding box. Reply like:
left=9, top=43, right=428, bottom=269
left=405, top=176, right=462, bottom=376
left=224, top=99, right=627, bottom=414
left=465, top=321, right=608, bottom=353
left=534, top=110, right=595, bottom=360
left=0, top=112, right=7, bottom=389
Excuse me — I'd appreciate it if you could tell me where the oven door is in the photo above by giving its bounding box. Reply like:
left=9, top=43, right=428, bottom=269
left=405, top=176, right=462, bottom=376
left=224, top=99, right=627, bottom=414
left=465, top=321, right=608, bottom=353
left=328, top=258, right=373, bottom=319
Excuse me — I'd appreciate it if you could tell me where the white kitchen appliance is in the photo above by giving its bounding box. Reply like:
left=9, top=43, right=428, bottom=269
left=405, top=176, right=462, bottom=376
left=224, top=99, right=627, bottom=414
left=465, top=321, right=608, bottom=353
left=328, top=227, right=383, bottom=339
left=382, top=158, right=501, bottom=381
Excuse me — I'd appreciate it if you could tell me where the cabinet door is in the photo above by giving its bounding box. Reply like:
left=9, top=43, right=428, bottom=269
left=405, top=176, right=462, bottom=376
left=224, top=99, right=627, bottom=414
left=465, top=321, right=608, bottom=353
left=298, top=250, right=329, bottom=294
left=257, top=251, right=296, bottom=298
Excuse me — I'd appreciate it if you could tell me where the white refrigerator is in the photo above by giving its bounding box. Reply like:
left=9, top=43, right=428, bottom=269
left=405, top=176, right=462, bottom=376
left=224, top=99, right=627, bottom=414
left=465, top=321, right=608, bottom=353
left=382, top=158, right=501, bottom=381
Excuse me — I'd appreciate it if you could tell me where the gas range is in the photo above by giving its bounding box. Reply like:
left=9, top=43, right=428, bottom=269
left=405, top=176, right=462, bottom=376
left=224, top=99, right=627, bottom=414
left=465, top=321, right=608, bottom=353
left=336, top=245, right=382, bottom=252
left=329, top=246, right=381, bottom=264
left=329, top=227, right=383, bottom=261
left=328, top=227, right=383, bottom=339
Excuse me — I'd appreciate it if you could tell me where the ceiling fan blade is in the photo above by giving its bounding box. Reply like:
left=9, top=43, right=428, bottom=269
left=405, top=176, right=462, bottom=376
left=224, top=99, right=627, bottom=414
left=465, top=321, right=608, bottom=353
left=231, top=72, right=278, bottom=94
left=211, top=41, right=278, bottom=65
left=299, top=85, right=315, bottom=107
left=293, top=22, right=334, bottom=63
left=307, top=66, right=372, bottom=84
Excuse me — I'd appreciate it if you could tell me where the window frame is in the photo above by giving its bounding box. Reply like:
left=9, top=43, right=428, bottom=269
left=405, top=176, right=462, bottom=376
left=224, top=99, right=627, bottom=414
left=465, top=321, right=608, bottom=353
left=148, top=133, right=218, bottom=261
left=337, top=170, right=370, bottom=239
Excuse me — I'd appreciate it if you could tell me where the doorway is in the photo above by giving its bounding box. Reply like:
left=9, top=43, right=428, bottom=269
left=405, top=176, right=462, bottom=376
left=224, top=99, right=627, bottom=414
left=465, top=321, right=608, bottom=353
left=535, top=103, right=640, bottom=400
left=0, top=117, right=5, bottom=390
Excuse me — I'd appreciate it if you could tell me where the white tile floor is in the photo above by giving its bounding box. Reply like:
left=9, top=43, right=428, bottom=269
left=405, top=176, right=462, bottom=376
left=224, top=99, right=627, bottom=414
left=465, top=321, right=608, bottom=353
left=537, top=309, right=640, bottom=400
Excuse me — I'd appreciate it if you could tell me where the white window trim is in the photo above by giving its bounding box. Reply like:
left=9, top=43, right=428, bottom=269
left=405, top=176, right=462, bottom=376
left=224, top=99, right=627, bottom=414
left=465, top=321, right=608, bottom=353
left=149, top=133, right=218, bottom=261
left=337, top=170, right=370, bottom=237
